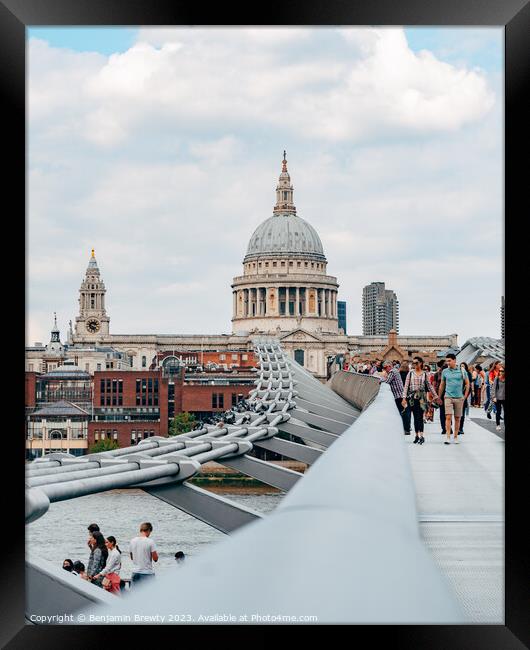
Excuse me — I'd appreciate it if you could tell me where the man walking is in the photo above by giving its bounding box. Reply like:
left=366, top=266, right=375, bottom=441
left=432, top=360, right=450, bottom=436
left=381, top=360, right=410, bottom=434
left=438, top=353, right=470, bottom=445
left=130, top=522, right=158, bottom=585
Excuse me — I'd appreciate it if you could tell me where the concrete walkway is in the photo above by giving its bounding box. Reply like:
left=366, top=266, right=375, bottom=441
left=406, top=405, right=504, bottom=623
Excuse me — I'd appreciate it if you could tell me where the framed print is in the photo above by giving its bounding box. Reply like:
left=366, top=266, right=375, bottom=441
left=3, top=0, right=528, bottom=647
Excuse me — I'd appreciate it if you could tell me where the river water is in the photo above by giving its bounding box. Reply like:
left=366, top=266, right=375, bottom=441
left=26, top=488, right=284, bottom=578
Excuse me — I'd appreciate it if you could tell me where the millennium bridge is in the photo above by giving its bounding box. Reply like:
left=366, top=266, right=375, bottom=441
left=25, top=338, right=503, bottom=624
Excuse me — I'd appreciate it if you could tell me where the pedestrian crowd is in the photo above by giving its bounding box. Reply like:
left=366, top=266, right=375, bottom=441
left=61, top=521, right=187, bottom=594
left=341, top=354, right=505, bottom=444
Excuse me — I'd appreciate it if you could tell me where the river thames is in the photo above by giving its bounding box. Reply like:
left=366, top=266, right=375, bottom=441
left=26, top=488, right=284, bottom=577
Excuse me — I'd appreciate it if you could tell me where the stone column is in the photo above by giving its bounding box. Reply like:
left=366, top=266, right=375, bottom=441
left=233, top=291, right=237, bottom=318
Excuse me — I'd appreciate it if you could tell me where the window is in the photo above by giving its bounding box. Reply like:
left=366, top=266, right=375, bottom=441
left=100, top=395, right=105, bottom=406
left=100, top=380, right=105, bottom=393
left=28, top=363, right=34, bottom=371
left=232, top=393, right=237, bottom=406
left=294, top=349, right=305, bottom=366
left=273, top=261, right=277, bottom=267
left=212, top=393, right=218, bottom=408
left=218, top=393, right=224, bottom=408
left=118, top=395, right=123, bottom=406
left=136, top=379, right=141, bottom=392
left=118, top=380, right=123, bottom=393
left=97, top=363, right=101, bottom=371
left=113, top=430, right=118, bottom=440
left=95, top=431, right=99, bottom=440
left=220, top=354, right=226, bottom=361
left=142, top=356, right=147, bottom=368
left=232, top=354, right=238, bottom=361
left=297, top=262, right=301, bottom=267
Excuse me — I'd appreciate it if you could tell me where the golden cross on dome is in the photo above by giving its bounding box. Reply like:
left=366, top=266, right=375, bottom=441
left=282, top=150, right=287, bottom=172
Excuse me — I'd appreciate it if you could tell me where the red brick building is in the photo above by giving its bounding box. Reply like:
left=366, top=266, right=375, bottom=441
left=25, top=372, right=38, bottom=409
left=89, top=370, right=168, bottom=448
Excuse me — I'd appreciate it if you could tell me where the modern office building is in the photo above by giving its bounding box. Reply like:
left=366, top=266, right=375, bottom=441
left=338, top=301, right=347, bottom=334
left=362, top=282, right=399, bottom=335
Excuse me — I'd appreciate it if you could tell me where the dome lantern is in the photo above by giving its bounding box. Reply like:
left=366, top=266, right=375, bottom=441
left=273, top=150, right=296, bottom=216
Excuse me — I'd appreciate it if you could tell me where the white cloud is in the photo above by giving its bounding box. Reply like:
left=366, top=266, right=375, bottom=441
left=29, top=27, right=495, bottom=148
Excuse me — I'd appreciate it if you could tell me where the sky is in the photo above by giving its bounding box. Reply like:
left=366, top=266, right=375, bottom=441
left=27, top=26, right=503, bottom=346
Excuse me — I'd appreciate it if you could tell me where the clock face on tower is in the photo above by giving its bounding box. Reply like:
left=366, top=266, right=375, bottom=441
left=86, top=318, right=101, bottom=333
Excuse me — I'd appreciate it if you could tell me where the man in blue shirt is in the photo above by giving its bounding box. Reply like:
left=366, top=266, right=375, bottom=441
left=438, top=353, right=470, bottom=445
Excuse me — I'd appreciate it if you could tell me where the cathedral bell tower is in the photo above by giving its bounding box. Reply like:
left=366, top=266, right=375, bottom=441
left=74, top=250, right=110, bottom=340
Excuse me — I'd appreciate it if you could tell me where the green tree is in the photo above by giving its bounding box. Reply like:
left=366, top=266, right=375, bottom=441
left=169, top=412, right=197, bottom=436
left=89, top=439, right=120, bottom=453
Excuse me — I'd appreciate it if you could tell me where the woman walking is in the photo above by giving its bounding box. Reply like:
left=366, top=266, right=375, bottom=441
left=87, top=530, right=108, bottom=586
left=93, top=536, right=122, bottom=595
left=459, top=362, right=473, bottom=435
left=472, top=365, right=484, bottom=407
left=485, top=361, right=501, bottom=418
left=492, top=366, right=505, bottom=431
left=424, top=364, right=435, bottom=423
left=402, top=356, right=441, bottom=445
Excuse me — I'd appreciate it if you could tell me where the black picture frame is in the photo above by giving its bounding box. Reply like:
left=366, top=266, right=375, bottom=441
left=3, top=0, right=527, bottom=647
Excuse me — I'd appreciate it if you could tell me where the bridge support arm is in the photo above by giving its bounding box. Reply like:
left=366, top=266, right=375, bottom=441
left=143, top=482, right=263, bottom=535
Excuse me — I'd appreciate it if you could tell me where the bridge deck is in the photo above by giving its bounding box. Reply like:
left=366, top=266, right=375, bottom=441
left=407, top=406, right=504, bottom=623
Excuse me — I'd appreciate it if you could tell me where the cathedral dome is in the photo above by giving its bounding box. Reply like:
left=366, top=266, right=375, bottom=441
left=244, top=152, right=326, bottom=263
left=244, top=214, right=326, bottom=262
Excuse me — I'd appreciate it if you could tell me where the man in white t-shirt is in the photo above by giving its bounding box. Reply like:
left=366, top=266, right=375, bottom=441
left=129, top=522, right=158, bottom=585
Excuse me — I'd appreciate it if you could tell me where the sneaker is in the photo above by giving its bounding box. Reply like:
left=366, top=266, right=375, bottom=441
left=496, top=425, right=501, bottom=431
left=453, top=437, right=459, bottom=444
left=444, top=441, right=450, bottom=445
left=404, top=431, right=411, bottom=435
left=419, top=437, right=425, bottom=445
left=413, top=436, right=419, bottom=444
left=487, top=412, right=492, bottom=419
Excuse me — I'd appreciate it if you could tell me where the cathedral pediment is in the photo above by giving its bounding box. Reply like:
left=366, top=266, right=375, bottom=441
left=280, top=328, right=323, bottom=343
